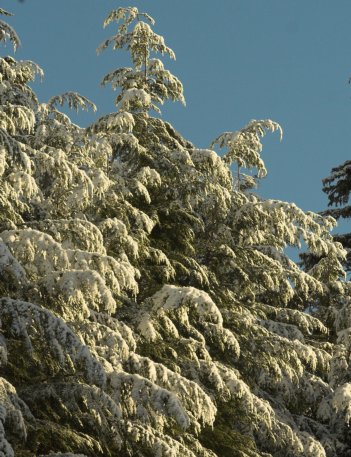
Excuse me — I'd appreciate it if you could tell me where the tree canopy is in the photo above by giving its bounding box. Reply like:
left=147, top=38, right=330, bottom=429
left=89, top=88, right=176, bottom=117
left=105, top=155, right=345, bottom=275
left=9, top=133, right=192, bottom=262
left=1, top=5, right=351, bottom=457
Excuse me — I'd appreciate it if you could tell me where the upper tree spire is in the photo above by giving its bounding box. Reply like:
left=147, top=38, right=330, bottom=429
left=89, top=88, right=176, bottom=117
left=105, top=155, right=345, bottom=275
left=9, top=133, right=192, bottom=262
left=97, top=6, right=185, bottom=114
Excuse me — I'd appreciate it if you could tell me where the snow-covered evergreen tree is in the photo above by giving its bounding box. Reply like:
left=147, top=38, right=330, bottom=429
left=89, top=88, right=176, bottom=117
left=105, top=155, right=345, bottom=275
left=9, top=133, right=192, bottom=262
left=1, top=5, right=351, bottom=457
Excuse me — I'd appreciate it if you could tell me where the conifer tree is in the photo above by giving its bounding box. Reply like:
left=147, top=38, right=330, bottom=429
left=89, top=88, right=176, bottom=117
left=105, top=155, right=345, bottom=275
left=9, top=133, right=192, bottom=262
left=320, top=160, right=351, bottom=272
left=1, top=5, right=351, bottom=457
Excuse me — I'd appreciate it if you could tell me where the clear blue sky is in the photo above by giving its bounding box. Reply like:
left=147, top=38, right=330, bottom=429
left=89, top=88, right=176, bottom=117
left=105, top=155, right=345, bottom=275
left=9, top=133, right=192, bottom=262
left=4, top=0, right=351, bottom=229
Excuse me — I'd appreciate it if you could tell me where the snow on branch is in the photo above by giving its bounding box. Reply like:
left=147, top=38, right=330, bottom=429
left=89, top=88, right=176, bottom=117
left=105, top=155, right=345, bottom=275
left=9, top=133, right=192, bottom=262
left=0, top=298, right=106, bottom=386
left=0, top=19, right=20, bottom=52
left=103, top=7, right=155, bottom=31
left=48, top=92, right=97, bottom=113
left=211, top=119, right=282, bottom=177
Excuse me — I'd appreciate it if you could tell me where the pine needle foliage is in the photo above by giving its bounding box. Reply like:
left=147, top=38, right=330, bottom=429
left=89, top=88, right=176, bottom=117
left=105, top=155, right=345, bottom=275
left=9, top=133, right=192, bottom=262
left=0, top=5, right=351, bottom=457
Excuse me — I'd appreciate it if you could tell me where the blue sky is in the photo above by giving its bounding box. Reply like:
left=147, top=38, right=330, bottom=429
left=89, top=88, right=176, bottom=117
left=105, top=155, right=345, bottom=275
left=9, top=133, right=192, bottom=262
left=4, top=0, right=351, bottom=231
